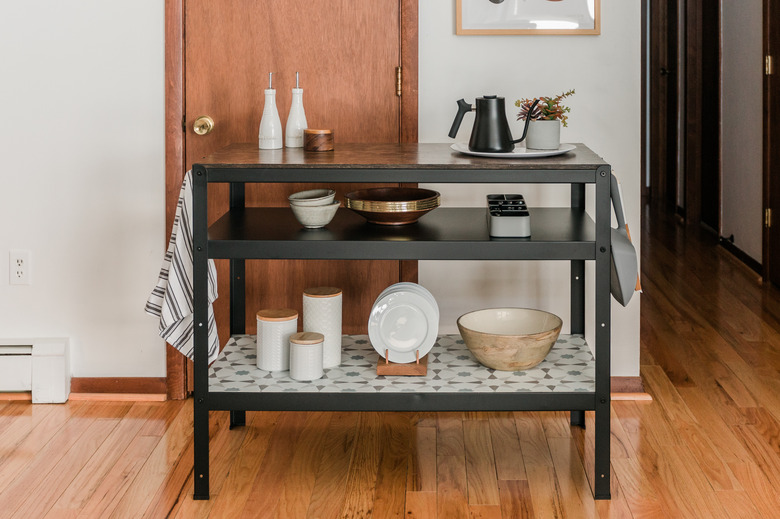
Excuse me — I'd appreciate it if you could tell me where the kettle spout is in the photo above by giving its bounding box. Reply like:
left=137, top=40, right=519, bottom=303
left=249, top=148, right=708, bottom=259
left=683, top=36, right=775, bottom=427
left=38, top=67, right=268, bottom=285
left=448, top=99, right=474, bottom=139
left=512, top=99, right=540, bottom=144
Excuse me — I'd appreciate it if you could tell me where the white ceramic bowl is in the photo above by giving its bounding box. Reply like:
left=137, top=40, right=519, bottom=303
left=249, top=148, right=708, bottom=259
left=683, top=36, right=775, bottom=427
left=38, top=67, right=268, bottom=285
left=288, top=189, right=336, bottom=206
left=456, top=308, right=562, bottom=371
left=290, top=200, right=340, bottom=228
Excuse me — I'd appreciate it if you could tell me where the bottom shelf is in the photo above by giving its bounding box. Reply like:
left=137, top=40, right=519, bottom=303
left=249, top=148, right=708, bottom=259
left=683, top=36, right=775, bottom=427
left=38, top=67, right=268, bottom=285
left=209, top=334, right=595, bottom=395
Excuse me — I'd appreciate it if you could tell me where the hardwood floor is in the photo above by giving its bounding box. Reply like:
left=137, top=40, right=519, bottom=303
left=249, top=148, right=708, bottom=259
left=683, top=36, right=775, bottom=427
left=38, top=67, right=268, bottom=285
left=3, top=201, right=780, bottom=518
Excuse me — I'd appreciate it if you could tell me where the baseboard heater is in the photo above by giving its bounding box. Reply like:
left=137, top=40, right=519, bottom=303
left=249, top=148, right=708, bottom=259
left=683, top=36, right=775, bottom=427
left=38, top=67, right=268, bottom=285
left=0, top=339, right=70, bottom=403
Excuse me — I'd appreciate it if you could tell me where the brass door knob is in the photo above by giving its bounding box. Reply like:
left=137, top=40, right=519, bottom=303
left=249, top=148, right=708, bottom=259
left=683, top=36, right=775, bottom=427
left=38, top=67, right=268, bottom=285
left=193, top=115, right=215, bottom=135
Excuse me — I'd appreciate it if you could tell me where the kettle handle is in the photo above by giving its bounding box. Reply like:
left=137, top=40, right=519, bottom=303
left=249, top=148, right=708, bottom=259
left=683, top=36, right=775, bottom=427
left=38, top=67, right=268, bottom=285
left=512, top=99, right=539, bottom=144
left=448, top=99, right=473, bottom=139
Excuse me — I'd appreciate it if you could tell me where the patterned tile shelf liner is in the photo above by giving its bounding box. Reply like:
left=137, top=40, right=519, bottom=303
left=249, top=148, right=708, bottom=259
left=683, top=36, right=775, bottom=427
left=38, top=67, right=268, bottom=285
left=209, top=334, right=595, bottom=394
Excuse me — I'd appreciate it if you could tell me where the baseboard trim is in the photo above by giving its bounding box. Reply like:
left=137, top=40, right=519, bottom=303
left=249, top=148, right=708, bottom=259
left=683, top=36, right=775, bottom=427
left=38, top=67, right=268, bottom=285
left=611, top=376, right=645, bottom=394
left=0, top=392, right=32, bottom=401
left=61, top=376, right=643, bottom=403
left=69, top=393, right=167, bottom=402
left=70, top=377, right=167, bottom=395
left=718, top=237, right=762, bottom=274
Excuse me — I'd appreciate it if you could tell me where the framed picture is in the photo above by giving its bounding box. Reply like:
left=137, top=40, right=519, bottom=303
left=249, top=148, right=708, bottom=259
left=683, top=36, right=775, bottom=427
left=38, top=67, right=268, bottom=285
left=456, top=0, right=600, bottom=35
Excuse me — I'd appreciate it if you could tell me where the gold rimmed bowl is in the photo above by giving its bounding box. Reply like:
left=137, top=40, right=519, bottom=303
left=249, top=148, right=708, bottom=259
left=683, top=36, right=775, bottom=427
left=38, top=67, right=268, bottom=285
left=344, top=187, right=441, bottom=225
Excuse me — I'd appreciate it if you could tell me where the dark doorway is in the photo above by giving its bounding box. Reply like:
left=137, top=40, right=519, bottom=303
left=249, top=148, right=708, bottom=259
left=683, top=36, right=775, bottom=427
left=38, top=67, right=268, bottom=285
left=648, top=0, right=680, bottom=208
left=647, top=0, right=720, bottom=231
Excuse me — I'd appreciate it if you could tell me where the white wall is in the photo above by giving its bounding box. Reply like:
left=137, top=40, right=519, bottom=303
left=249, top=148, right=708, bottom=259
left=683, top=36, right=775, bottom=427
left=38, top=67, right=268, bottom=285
left=721, top=0, right=763, bottom=262
left=418, top=0, right=641, bottom=376
left=0, top=1, right=166, bottom=376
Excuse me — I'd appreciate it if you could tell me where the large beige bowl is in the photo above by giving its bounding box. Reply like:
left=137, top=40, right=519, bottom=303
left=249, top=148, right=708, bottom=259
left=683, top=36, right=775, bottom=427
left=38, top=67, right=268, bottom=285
left=456, top=308, right=562, bottom=371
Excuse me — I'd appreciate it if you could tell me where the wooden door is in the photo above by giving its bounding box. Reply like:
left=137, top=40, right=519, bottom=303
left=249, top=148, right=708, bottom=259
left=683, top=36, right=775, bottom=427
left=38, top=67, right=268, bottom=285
left=165, top=0, right=418, bottom=398
left=766, top=0, right=780, bottom=284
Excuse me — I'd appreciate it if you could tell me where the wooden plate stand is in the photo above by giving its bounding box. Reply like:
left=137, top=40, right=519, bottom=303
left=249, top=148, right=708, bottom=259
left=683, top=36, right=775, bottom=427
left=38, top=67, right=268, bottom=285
left=376, top=349, right=428, bottom=376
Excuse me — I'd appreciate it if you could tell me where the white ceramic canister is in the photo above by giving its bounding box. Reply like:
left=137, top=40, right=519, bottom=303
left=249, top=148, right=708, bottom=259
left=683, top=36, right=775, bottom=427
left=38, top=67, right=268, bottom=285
left=302, top=286, right=343, bottom=368
left=289, top=331, right=324, bottom=381
left=256, top=308, right=298, bottom=371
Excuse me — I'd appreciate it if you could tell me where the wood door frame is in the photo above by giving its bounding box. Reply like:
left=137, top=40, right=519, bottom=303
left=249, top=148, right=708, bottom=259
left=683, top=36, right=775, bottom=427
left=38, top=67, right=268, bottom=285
left=163, top=0, right=419, bottom=399
left=764, top=0, right=778, bottom=282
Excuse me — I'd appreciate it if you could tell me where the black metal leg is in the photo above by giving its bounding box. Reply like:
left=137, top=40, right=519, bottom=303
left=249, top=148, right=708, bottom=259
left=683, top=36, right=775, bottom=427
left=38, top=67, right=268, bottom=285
left=594, top=166, right=612, bottom=500
left=192, top=167, right=211, bottom=500
left=570, top=410, right=585, bottom=428
left=230, top=410, right=246, bottom=429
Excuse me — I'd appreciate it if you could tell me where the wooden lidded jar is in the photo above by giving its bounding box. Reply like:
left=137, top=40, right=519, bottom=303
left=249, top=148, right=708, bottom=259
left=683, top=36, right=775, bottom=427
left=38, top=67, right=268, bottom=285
left=256, top=309, right=298, bottom=371
left=289, top=331, right=324, bottom=381
left=302, top=286, right=343, bottom=368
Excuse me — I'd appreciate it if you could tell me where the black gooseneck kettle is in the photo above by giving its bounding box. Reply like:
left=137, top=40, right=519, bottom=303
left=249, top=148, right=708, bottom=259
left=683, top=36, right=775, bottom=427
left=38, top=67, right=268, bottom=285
left=448, top=96, right=539, bottom=153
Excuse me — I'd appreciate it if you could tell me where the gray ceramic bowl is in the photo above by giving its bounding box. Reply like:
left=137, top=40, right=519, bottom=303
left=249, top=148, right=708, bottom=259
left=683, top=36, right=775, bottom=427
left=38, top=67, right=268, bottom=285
left=456, top=308, right=562, bottom=371
left=288, top=189, right=336, bottom=206
left=290, top=200, right=340, bottom=228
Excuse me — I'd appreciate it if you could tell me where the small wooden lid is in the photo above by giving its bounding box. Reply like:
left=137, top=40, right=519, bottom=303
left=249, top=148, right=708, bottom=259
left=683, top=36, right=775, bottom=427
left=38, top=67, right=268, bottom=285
left=303, top=128, right=332, bottom=136
left=256, top=308, right=298, bottom=322
left=303, top=286, right=342, bottom=298
left=290, top=331, right=324, bottom=345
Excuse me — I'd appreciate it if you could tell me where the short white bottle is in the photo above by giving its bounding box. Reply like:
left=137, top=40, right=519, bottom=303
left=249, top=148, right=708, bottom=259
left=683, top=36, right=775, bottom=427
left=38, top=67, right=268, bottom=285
left=285, top=72, right=308, bottom=148
left=258, top=72, right=283, bottom=149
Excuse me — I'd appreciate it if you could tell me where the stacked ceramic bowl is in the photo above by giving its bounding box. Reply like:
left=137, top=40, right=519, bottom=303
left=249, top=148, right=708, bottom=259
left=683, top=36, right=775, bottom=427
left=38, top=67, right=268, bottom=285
left=288, top=189, right=340, bottom=228
left=368, top=282, right=439, bottom=363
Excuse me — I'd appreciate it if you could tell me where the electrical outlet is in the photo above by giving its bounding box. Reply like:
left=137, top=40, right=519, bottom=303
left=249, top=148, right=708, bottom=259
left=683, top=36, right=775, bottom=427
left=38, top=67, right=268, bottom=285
left=9, top=250, right=31, bottom=285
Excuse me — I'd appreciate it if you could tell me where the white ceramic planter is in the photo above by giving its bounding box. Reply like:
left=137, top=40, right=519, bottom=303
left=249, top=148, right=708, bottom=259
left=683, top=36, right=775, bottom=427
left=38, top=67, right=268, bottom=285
left=526, top=120, right=561, bottom=150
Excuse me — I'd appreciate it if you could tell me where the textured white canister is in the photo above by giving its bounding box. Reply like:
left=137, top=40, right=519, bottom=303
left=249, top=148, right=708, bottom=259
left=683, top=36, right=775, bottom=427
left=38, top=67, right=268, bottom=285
left=289, top=332, right=324, bottom=381
left=303, top=286, right=343, bottom=368
left=256, top=308, right=298, bottom=371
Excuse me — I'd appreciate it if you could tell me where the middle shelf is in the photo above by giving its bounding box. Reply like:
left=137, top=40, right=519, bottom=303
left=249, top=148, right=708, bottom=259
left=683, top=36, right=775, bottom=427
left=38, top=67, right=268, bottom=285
left=207, top=207, right=597, bottom=260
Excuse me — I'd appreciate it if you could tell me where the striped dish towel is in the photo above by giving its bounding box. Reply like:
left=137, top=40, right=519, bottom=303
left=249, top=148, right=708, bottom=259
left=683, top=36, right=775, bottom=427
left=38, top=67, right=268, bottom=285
left=146, top=170, right=219, bottom=363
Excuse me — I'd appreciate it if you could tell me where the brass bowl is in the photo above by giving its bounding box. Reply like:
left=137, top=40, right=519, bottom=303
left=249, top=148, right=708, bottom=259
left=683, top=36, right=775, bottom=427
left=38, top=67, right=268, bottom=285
left=457, top=308, right=562, bottom=371
left=345, top=187, right=440, bottom=225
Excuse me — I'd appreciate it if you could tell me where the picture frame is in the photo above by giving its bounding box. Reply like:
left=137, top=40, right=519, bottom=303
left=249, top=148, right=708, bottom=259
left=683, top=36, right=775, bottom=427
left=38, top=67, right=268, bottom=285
left=456, top=0, right=600, bottom=35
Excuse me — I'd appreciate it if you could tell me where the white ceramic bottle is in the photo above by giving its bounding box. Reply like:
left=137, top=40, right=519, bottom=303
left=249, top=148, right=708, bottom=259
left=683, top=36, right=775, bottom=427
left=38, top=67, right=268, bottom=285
left=285, top=72, right=308, bottom=148
left=258, top=72, right=283, bottom=149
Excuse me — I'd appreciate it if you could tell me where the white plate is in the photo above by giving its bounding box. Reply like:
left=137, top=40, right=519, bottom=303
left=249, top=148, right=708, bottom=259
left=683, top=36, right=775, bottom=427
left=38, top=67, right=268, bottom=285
left=368, top=290, right=438, bottom=363
left=377, top=282, right=439, bottom=319
left=451, top=142, right=576, bottom=158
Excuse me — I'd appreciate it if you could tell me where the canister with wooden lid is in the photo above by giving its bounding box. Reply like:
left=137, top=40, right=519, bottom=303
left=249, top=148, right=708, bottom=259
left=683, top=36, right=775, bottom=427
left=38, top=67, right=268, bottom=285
left=302, top=286, right=343, bottom=368
left=289, top=331, right=324, bottom=381
left=256, top=308, right=298, bottom=371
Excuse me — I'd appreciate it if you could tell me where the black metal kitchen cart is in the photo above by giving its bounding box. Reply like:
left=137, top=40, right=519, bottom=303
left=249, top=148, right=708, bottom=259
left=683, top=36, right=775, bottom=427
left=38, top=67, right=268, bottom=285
left=191, top=142, right=612, bottom=500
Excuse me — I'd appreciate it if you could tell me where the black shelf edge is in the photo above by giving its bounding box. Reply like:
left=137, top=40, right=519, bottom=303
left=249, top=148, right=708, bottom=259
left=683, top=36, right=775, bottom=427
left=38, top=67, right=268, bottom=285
left=204, top=168, right=598, bottom=184
left=207, top=207, right=597, bottom=260
left=206, top=391, right=596, bottom=412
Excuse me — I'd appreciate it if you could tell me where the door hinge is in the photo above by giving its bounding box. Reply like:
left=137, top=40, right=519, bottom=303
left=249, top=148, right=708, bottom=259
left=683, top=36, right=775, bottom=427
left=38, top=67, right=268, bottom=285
left=766, top=208, right=772, bottom=228
left=395, top=66, right=402, bottom=97
left=766, top=55, right=774, bottom=76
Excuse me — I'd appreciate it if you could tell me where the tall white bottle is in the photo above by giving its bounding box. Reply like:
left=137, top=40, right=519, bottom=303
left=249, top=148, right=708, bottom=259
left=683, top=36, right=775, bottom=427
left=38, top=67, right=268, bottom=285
left=258, top=72, right=283, bottom=149
left=285, top=72, right=308, bottom=148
